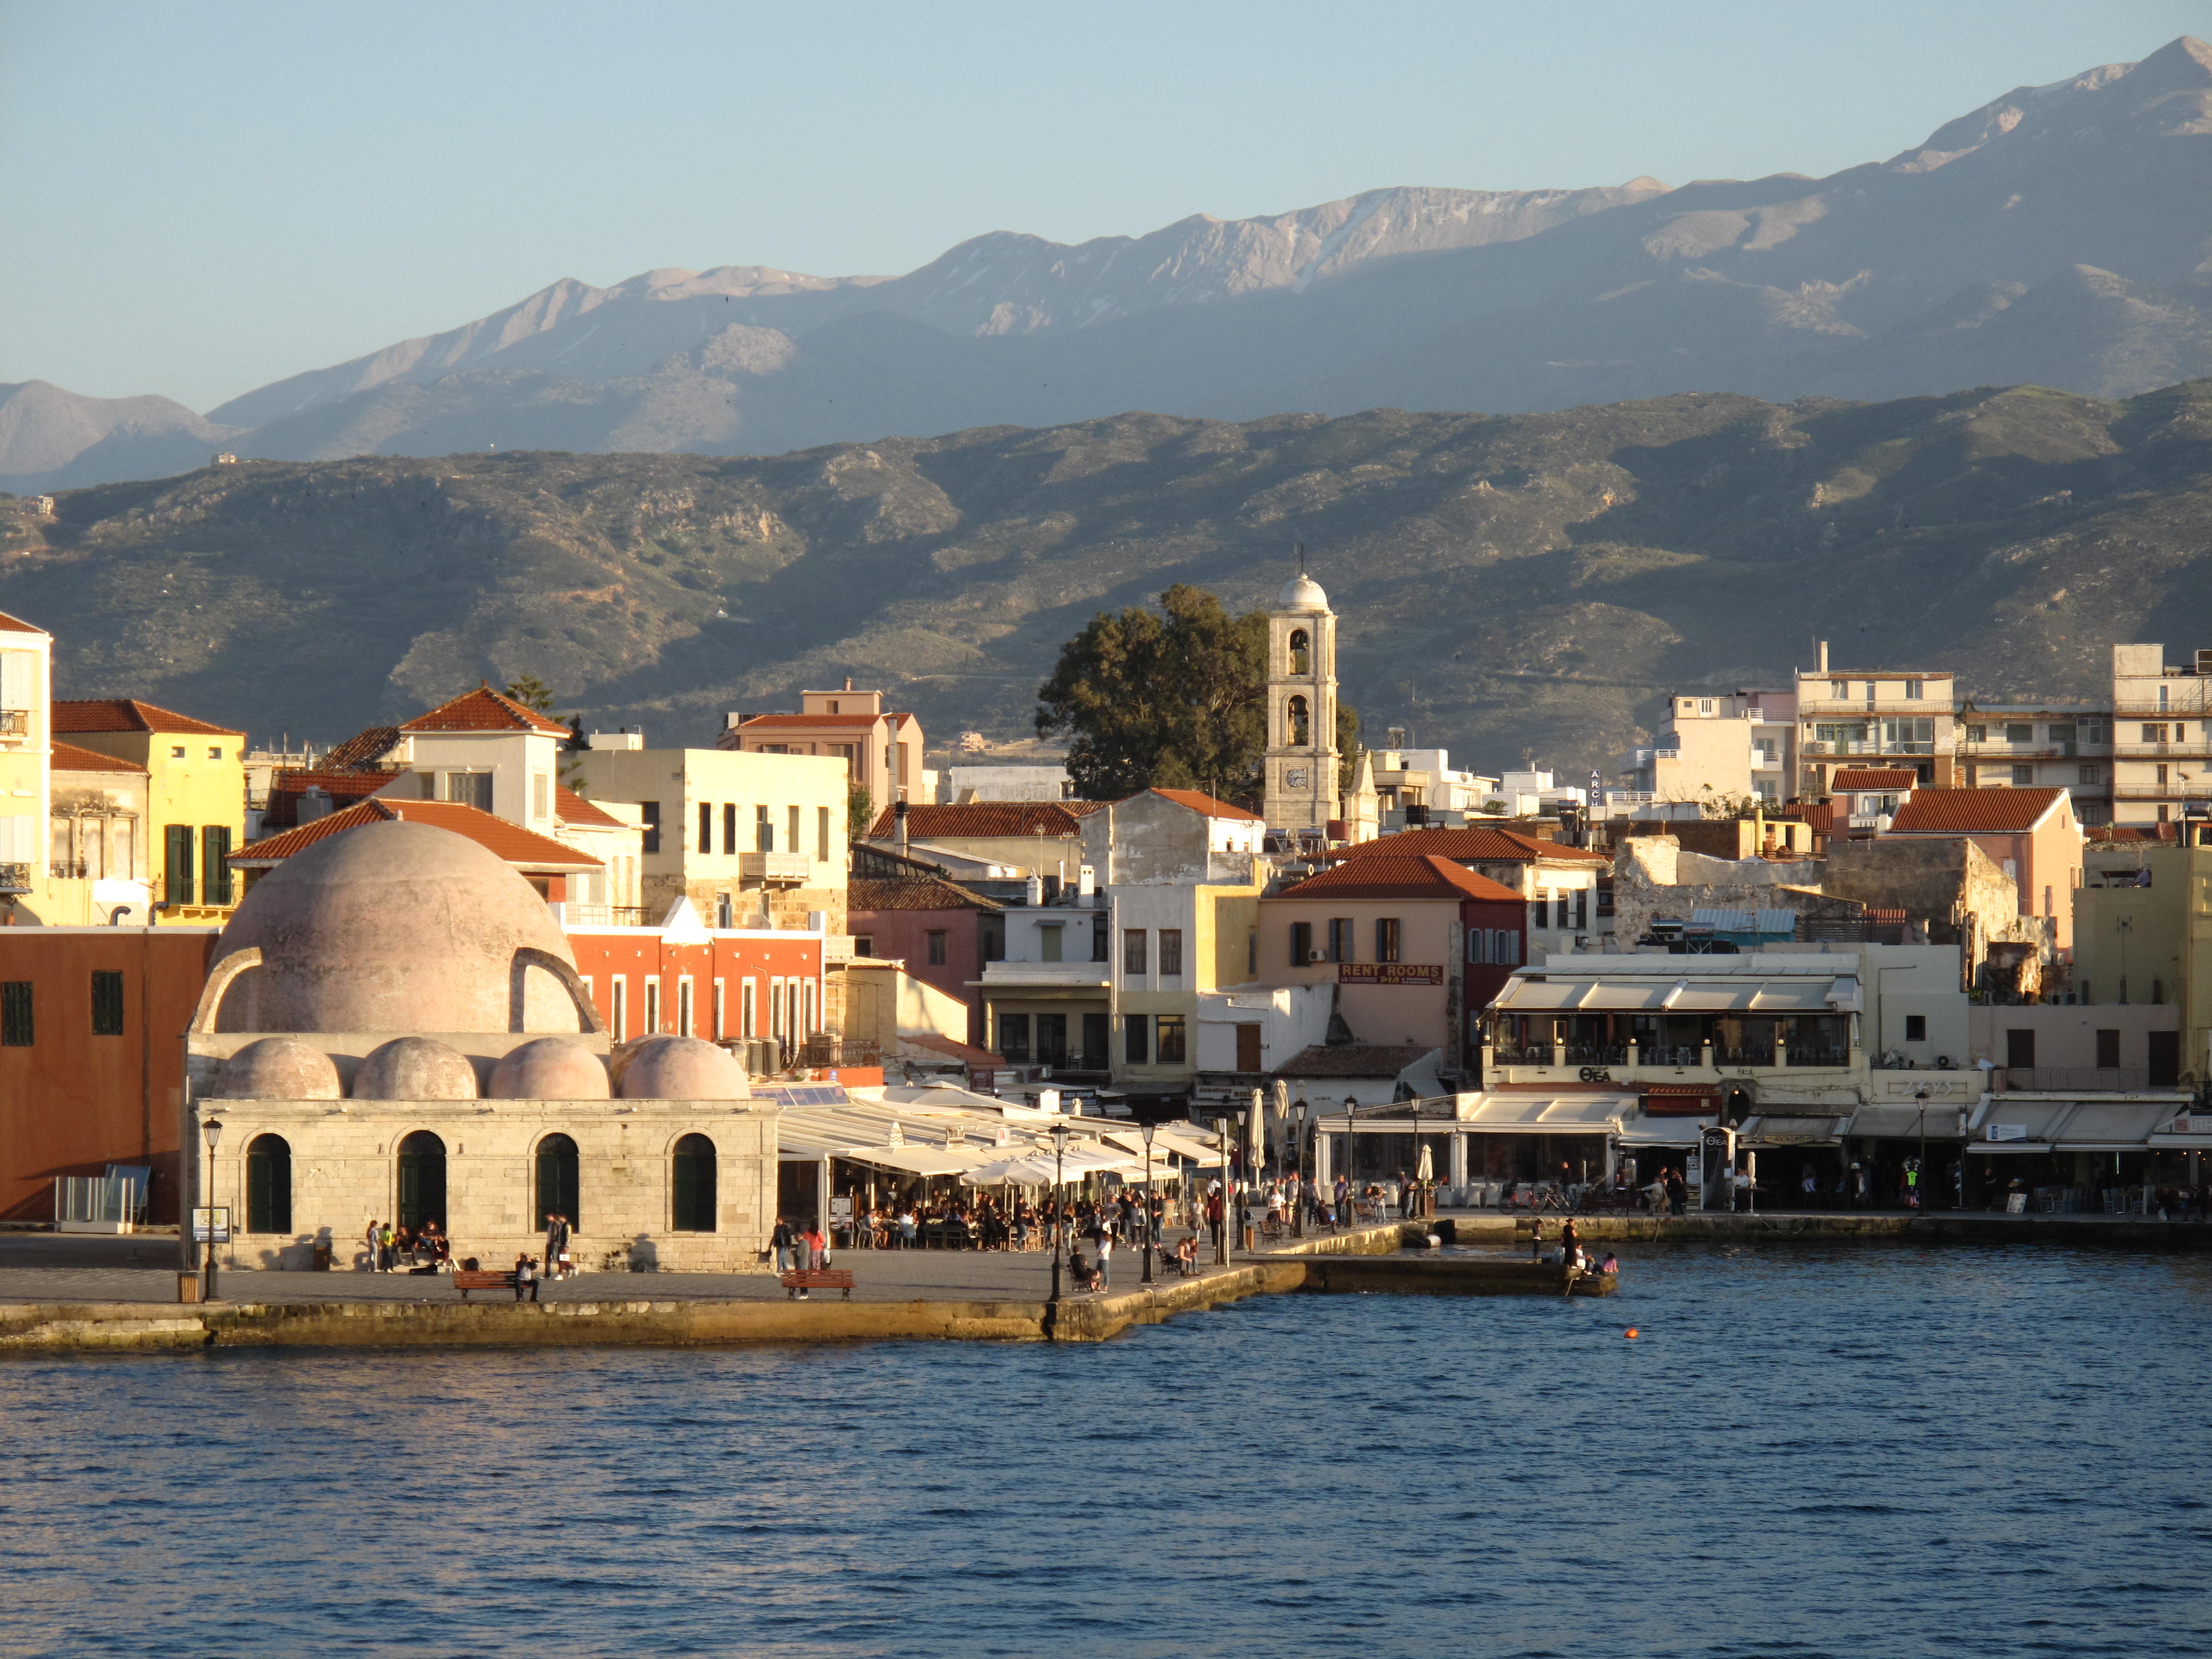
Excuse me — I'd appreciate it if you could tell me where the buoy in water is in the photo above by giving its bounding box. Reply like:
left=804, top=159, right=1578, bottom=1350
left=1624, top=1327, right=1639, bottom=1339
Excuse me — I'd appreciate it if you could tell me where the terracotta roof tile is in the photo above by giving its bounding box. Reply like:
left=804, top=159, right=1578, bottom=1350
left=1884, top=787, right=2070, bottom=836
left=849, top=876, right=1002, bottom=914
left=554, top=783, right=626, bottom=830
left=1831, top=768, right=1919, bottom=789
left=400, top=683, right=570, bottom=737
left=49, top=740, right=144, bottom=775
left=231, top=798, right=601, bottom=869
left=321, top=725, right=403, bottom=771
left=739, top=713, right=898, bottom=729
left=1143, top=787, right=1264, bottom=821
left=900, top=1033, right=1005, bottom=1068
left=866, top=801, right=1089, bottom=840
left=1333, top=825, right=1607, bottom=864
left=0, top=610, right=47, bottom=636
left=1278, top=1043, right=1434, bottom=1079
left=51, top=698, right=241, bottom=737
left=263, top=768, right=403, bottom=828
left=1273, top=853, right=1523, bottom=903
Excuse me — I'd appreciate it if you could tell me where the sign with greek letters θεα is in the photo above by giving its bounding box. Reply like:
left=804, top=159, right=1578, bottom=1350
left=1336, top=963, right=1443, bottom=986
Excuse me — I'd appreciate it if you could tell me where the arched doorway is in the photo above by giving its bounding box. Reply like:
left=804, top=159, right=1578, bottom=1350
left=672, top=1134, right=717, bottom=1232
left=535, top=1134, right=580, bottom=1231
left=246, top=1134, right=292, bottom=1234
left=396, top=1131, right=446, bottom=1233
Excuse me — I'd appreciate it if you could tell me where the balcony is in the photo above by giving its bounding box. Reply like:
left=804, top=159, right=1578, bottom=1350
left=0, top=861, right=29, bottom=893
left=800, top=1036, right=882, bottom=1069
left=2114, top=698, right=2212, bottom=717
left=1802, top=740, right=1937, bottom=757
left=740, top=851, right=813, bottom=884
left=1961, top=743, right=2080, bottom=759
left=0, top=708, right=27, bottom=739
left=2114, top=740, right=2212, bottom=758
left=978, top=961, right=1111, bottom=990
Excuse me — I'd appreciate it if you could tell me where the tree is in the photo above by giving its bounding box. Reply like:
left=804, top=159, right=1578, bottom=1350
left=503, top=674, right=554, bottom=712
left=1337, top=701, right=1361, bottom=795
left=848, top=781, right=875, bottom=842
left=1035, top=586, right=1269, bottom=803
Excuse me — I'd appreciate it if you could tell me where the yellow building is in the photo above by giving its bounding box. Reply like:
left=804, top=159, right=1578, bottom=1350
left=53, top=698, right=247, bottom=924
left=0, top=612, right=53, bottom=918
left=2076, top=836, right=2212, bottom=1087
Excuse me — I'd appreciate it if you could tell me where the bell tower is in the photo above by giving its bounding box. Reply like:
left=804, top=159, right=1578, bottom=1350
left=1263, top=551, right=1338, bottom=834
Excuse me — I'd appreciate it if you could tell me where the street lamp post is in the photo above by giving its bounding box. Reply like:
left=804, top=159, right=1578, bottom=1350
left=199, top=1115, right=224, bottom=1302
left=1213, top=1116, right=1231, bottom=1266
left=1140, top=1121, right=1156, bottom=1284
left=1048, top=1120, right=1070, bottom=1305
left=1915, top=1088, right=1929, bottom=1212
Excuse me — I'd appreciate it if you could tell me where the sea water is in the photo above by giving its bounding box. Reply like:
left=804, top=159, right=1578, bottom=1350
left=4, top=1245, right=2210, bottom=1657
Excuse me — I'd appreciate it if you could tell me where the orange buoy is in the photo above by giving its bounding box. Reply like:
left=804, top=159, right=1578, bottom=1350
left=1624, top=1327, right=1639, bottom=1339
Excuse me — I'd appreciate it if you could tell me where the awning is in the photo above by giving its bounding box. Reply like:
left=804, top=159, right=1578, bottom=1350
left=1489, top=975, right=1854, bottom=1014
left=1615, top=1118, right=1713, bottom=1147
left=2053, top=1099, right=2181, bottom=1152
left=1957, top=1098, right=2074, bottom=1148
left=1847, top=1102, right=1973, bottom=1140
left=1455, top=1092, right=1633, bottom=1134
left=1740, top=1114, right=1846, bottom=1147
left=839, top=1145, right=996, bottom=1178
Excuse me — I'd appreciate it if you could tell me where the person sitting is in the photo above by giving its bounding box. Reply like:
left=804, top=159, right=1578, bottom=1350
left=1068, top=1250, right=1101, bottom=1292
left=1599, top=1251, right=1619, bottom=1274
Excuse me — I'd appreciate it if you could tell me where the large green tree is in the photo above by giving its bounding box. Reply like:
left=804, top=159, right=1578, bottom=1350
left=1037, top=584, right=1362, bottom=806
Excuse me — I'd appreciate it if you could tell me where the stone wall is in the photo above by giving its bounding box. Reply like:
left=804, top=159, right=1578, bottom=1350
left=1610, top=837, right=1840, bottom=946
left=199, top=1097, right=776, bottom=1274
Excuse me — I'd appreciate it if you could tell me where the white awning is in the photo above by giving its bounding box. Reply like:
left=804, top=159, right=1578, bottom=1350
left=1615, top=1118, right=1714, bottom=1147
left=1848, top=1102, right=1975, bottom=1140
left=1491, top=975, right=1854, bottom=1014
left=1456, top=1093, right=1633, bottom=1134
left=1740, top=1114, right=1846, bottom=1146
left=2053, top=1099, right=2181, bottom=1151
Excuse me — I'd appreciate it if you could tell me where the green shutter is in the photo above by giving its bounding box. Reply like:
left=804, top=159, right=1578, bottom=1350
left=164, top=825, right=194, bottom=906
left=201, top=825, right=233, bottom=906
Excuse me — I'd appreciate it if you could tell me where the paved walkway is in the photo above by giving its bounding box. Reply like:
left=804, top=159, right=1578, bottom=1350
left=0, top=1230, right=1253, bottom=1307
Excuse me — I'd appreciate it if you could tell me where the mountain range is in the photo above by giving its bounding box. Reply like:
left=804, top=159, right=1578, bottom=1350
left=7, top=375, right=2211, bottom=783
left=6, top=36, right=2211, bottom=494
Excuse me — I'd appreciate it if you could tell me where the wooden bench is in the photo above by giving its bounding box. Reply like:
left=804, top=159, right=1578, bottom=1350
left=453, top=1269, right=519, bottom=1300
left=781, top=1268, right=856, bottom=1300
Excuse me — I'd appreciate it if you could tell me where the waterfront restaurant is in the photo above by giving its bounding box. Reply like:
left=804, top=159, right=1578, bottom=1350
left=1964, top=1091, right=2203, bottom=1211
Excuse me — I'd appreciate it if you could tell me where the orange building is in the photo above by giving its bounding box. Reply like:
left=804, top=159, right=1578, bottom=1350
left=0, top=926, right=218, bottom=1221
left=1881, top=786, right=2084, bottom=949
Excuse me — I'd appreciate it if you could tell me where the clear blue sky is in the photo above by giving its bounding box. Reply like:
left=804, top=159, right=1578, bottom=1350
left=3, top=0, right=2205, bottom=411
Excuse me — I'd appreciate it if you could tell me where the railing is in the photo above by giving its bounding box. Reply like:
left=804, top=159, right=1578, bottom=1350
left=1787, top=1046, right=1850, bottom=1068
left=0, top=861, right=30, bottom=894
left=1997, top=1066, right=2158, bottom=1093
left=1961, top=743, right=2079, bottom=759
left=561, top=903, right=657, bottom=926
left=740, top=851, right=813, bottom=883
left=800, top=1036, right=882, bottom=1068
left=49, top=860, right=89, bottom=880
left=2114, top=741, right=2212, bottom=758
left=0, top=708, right=27, bottom=738
left=2114, top=698, right=2212, bottom=716
left=1563, top=1043, right=1627, bottom=1065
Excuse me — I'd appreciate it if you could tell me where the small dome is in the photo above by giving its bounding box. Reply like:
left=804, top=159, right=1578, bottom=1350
left=214, top=1036, right=342, bottom=1100
left=353, top=1036, right=479, bottom=1101
left=616, top=1035, right=749, bottom=1101
left=489, top=1037, right=611, bottom=1100
left=211, top=820, right=583, bottom=1035
left=1278, top=573, right=1329, bottom=611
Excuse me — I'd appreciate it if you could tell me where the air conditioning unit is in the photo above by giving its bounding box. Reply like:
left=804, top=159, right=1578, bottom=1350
left=1308, top=950, right=1328, bottom=964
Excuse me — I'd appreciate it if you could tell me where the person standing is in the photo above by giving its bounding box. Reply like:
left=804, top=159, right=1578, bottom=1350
left=1665, top=1167, right=1687, bottom=1216
left=363, top=1219, right=381, bottom=1273
left=1205, top=1184, right=1225, bottom=1258
left=771, top=1216, right=796, bottom=1273
left=1095, top=1229, right=1114, bottom=1292
left=805, top=1223, right=827, bottom=1270
left=1529, top=1217, right=1546, bottom=1261
left=377, top=1220, right=396, bottom=1273
left=1332, top=1171, right=1349, bottom=1227
left=543, top=1212, right=564, bottom=1278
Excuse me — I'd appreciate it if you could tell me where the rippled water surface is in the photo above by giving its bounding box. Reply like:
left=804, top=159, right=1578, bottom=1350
left=7, top=1246, right=2212, bottom=1657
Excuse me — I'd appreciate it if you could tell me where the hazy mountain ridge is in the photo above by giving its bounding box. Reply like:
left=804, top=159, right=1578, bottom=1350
left=5, top=377, right=2211, bottom=784
left=9, top=37, right=2210, bottom=493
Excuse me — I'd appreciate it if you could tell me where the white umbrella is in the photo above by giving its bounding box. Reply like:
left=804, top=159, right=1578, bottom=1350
left=961, top=1146, right=1128, bottom=1186
left=1246, top=1088, right=1266, bottom=1174
left=1416, top=1142, right=1435, bottom=1183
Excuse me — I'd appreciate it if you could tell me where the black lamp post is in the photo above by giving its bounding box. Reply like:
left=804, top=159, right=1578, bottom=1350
left=200, top=1115, right=224, bottom=1302
left=1048, top=1119, right=1069, bottom=1304
left=1915, top=1088, right=1929, bottom=1211
left=1140, top=1120, right=1156, bottom=1284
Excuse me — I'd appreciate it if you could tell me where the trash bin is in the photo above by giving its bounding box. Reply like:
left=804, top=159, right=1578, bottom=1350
left=311, top=1242, right=333, bottom=1271
left=176, top=1272, right=201, bottom=1304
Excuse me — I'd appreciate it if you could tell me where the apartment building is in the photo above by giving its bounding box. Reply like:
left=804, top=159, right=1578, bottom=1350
left=1794, top=646, right=1956, bottom=794
left=53, top=697, right=246, bottom=925
left=2110, top=643, right=2212, bottom=827
left=1626, top=687, right=1798, bottom=804
left=1957, top=701, right=2113, bottom=821
left=723, top=684, right=925, bottom=820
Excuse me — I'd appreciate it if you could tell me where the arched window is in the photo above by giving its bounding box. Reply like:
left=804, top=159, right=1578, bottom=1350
left=535, top=1133, right=580, bottom=1231
left=396, top=1131, right=446, bottom=1234
left=1287, top=695, right=1310, bottom=747
left=672, top=1134, right=717, bottom=1232
left=1289, top=629, right=1310, bottom=676
left=246, top=1134, right=292, bottom=1234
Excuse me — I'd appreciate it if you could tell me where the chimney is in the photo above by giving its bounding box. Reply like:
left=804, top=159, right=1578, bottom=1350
left=297, top=785, right=333, bottom=824
left=1816, top=640, right=1829, bottom=674
left=844, top=676, right=854, bottom=692
left=895, top=798, right=909, bottom=855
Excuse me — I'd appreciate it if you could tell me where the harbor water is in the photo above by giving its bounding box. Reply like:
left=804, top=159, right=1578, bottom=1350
left=7, top=1244, right=2211, bottom=1657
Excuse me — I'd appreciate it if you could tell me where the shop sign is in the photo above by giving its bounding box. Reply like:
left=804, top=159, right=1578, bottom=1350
left=1642, top=1086, right=1722, bottom=1117
left=1986, top=1124, right=2028, bottom=1142
left=1337, top=963, right=1443, bottom=985
left=191, top=1206, right=230, bottom=1243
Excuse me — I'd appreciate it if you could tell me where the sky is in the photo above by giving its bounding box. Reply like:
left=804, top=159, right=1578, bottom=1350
left=3, top=0, right=2206, bottom=412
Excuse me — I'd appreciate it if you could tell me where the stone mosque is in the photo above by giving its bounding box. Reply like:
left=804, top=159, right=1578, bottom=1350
left=188, top=820, right=774, bottom=1274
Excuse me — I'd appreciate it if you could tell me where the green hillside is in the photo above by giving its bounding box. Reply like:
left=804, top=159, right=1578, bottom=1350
left=6, top=379, right=2211, bottom=779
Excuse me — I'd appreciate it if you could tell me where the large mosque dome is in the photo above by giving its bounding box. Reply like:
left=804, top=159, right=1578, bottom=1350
left=211, top=820, right=586, bottom=1035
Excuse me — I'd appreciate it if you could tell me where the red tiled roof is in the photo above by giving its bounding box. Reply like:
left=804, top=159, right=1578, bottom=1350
left=1142, top=787, right=1264, bottom=821
left=1278, top=1044, right=1433, bottom=1079
left=49, top=740, right=144, bottom=775
left=739, top=713, right=899, bottom=729
left=1885, top=787, right=2069, bottom=837
left=321, top=725, right=403, bottom=771
left=231, top=798, right=601, bottom=869
left=0, top=610, right=46, bottom=636
left=1831, top=768, right=1918, bottom=790
left=1333, top=825, right=1608, bottom=864
left=1774, top=801, right=1834, bottom=837
left=866, top=801, right=1089, bottom=840
left=900, top=1033, right=1003, bottom=1068
left=1273, top=853, right=1523, bottom=903
left=850, top=876, right=1001, bottom=914
left=263, top=768, right=403, bottom=828
left=52, top=697, right=241, bottom=737
left=555, top=783, right=625, bottom=830
left=400, top=683, right=570, bottom=737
